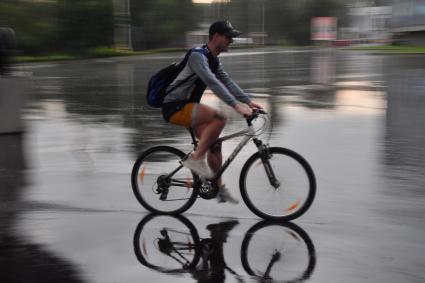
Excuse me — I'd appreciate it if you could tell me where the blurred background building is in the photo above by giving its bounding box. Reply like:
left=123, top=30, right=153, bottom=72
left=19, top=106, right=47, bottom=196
left=391, top=0, right=425, bottom=45
left=339, top=4, right=392, bottom=44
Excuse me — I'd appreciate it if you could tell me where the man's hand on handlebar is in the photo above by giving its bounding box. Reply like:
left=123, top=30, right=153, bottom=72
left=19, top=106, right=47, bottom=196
left=234, top=103, right=253, bottom=117
left=248, top=101, right=263, bottom=110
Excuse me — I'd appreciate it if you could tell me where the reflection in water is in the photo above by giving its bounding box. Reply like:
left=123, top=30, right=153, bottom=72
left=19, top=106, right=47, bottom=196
left=0, top=135, right=85, bottom=283
left=310, top=49, right=335, bottom=87
left=384, top=57, right=425, bottom=196
left=241, top=221, right=316, bottom=282
left=133, top=214, right=316, bottom=282
left=17, top=48, right=425, bottom=282
left=26, top=49, right=391, bottom=160
left=0, top=135, right=25, bottom=235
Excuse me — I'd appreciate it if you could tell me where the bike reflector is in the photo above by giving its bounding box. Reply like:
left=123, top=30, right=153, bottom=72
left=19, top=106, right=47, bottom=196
left=185, top=177, right=192, bottom=188
left=139, top=167, right=145, bottom=184
left=286, top=199, right=301, bottom=212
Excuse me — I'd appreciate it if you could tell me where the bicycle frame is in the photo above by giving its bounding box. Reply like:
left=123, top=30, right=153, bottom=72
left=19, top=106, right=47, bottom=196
left=165, top=111, right=279, bottom=189
left=164, top=126, right=254, bottom=183
left=209, top=126, right=255, bottom=180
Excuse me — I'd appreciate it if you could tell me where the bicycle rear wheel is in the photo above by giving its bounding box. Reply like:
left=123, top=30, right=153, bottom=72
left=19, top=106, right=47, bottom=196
left=133, top=214, right=201, bottom=273
left=240, top=147, right=316, bottom=221
left=131, top=146, right=198, bottom=214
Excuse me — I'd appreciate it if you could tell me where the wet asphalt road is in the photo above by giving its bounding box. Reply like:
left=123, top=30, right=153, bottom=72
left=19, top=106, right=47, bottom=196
left=1, top=47, right=425, bottom=282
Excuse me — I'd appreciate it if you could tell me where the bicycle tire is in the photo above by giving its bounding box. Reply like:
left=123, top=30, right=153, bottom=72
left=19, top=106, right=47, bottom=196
left=241, top=220, right=316, bottom=282
left=133, top=214, right=202, bottom=273
left=131, top=146, right=198, bottom=214
left=239, top=147, right=316, bottom=221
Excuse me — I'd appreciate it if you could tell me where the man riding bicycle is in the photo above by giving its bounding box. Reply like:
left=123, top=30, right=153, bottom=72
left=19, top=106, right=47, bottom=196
left=161, top=20, right=262, bottom=204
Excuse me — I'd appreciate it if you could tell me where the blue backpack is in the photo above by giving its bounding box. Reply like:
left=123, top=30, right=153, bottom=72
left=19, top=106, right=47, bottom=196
left=146, top=48, right=207, bottom=108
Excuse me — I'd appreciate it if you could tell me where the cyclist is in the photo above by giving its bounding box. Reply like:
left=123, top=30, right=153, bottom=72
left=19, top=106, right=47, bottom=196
left=161, top=20, right=262, bottom=204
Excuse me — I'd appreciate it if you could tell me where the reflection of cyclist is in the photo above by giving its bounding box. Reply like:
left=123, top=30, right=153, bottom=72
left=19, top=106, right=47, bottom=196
left=134, top=215, right=317, bottom=282
left=192, top=220, right=239, bottom=283
left=161, top=20, right=262, bottom=203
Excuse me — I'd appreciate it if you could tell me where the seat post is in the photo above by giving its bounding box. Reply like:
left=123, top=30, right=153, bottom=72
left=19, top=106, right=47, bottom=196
left=189, top=128, right=198, bottom=149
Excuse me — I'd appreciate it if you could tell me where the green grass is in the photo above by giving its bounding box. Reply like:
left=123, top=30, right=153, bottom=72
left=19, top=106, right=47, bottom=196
left=17, top=44, right=424, bottom=63
left=16, top=54, right=77, bottom=63
left=15, top=44, right=311, bottom=63
left=348, top=45, right=425, bottom=54
left=15, top=46, right=188, bottom=63
left=85, top=46, right=187, bottom=57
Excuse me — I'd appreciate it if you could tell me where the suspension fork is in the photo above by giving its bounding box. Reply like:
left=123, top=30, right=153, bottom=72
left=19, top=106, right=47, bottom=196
left=253, top=138, right=280, bottom=189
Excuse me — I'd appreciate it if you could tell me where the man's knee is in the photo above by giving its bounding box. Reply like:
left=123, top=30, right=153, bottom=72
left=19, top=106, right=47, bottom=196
left=213, top=111, right=227, bottom=127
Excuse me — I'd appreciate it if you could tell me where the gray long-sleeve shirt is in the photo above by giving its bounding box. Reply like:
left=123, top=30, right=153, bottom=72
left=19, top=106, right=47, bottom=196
left=163, top=47, right=251, bottom=107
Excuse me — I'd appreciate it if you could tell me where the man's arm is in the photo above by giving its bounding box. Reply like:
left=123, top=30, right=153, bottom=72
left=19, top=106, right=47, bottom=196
left=188, top=52, right=239, bottom=107
left=188, top=52, right=257, bottom=116
left=215, top=63, right=252, bottom=104
left=216, top=63, right=263, bottom=110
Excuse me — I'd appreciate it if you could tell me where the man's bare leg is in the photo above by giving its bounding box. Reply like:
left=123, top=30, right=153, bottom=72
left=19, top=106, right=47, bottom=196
left=191, top=104, right=226, bottom=160
left=191, top=105, right=238, bottom=203
left=207, top=143, right=223, bottom=187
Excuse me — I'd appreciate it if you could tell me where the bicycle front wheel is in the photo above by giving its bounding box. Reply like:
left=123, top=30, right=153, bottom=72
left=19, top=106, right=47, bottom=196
left=131, top=146, right=198, bottom=214
left=240, top=147, right=316, bottom=221
left=241, top=221, right=316, bottom=282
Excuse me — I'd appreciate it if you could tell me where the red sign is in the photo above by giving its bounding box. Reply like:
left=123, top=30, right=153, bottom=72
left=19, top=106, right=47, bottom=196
left=311, top=17, right=337, bottom=41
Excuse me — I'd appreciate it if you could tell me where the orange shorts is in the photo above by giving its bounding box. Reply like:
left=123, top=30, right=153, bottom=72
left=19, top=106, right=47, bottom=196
left=168, top=103, right=198, bottom=128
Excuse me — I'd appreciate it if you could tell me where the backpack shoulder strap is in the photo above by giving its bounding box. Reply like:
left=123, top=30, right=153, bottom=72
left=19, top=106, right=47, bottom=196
left=190, top=46, right=209, bottom=56
left=166, top=46, right=211, bottom=95
left=165, top=49, right=195, bottom=95
left=191, top=45, right=218, bottom=73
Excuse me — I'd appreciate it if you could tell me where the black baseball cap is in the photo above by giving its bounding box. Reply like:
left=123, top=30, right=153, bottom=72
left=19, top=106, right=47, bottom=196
left=209, top=20, right=242, bottom=38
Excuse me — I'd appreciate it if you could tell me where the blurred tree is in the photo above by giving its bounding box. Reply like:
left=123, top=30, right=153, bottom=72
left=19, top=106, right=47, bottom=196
left=228, top=0, right=253, bottom=36
left=0, top=0, right=347, bottom=55
left=0, top=0, right=57, bottom=55
left=265, top=0, right=296, bottom=44
left=0, top=0, right=114, bottom=55
left=130, top=0, right=195, bottom=50
left=55, top=0, right=114, bottom=52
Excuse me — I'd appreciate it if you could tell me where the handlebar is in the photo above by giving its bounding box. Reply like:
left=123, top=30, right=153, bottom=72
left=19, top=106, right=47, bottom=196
left=246, top=109, right=267, bottom=126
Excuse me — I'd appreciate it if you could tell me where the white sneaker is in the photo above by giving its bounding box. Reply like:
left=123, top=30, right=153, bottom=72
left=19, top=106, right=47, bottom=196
left=216, top=187, right=239, bottom=204
left=181, top=156, right=214, bottom=179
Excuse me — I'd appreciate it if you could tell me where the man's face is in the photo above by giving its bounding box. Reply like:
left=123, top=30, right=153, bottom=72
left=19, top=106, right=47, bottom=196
left=215, top=33, right=233, bottom=52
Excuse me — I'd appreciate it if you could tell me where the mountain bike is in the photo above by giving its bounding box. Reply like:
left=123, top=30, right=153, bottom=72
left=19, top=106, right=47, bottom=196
left=131, top=109, right=316, bottom=221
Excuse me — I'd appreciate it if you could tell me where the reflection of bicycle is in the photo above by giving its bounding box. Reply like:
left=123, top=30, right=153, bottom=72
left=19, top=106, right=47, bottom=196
left=133, top=214, right=201, bottom=274
left=131, top=109, right=316, bottom=221
left=133, top=214, right=240, bottom=282
left=133, top=214, right=316, bottom=282
left=241, top=221, right=316, bottom=282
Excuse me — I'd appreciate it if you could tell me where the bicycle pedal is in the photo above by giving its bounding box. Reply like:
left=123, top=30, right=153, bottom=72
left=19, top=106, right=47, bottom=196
left=159, top=188, right=169, bottom=200
left=199, top=185, right=219, bottom=200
